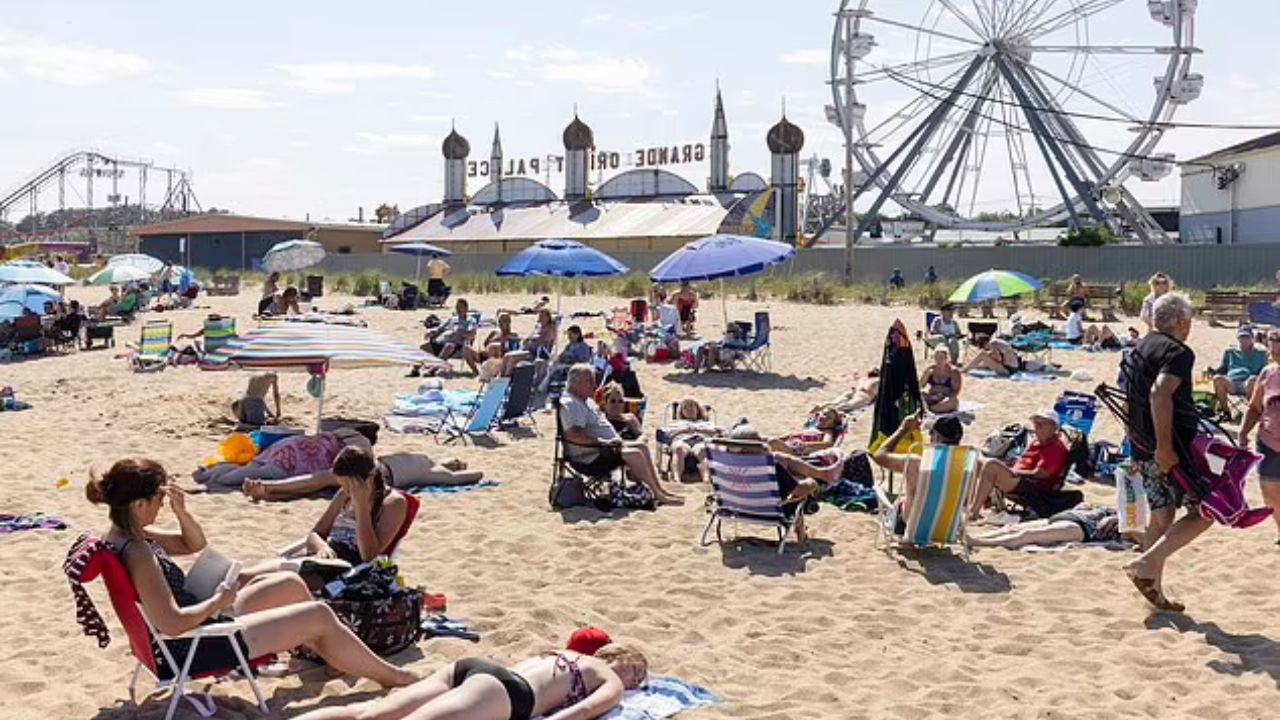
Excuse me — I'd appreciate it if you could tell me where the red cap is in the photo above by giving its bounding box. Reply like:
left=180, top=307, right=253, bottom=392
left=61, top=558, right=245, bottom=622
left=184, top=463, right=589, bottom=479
left=566, top=627, right=612, bottom=656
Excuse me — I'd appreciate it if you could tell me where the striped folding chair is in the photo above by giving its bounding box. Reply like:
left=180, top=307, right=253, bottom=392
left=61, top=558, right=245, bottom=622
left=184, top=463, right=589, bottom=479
left=876, top=445, right=979, bottom=558
left=131, top=321, right=172, bottom=372
left=701, top=439, right=801, bottom=554
left=202, top=316, right=237, bottom=355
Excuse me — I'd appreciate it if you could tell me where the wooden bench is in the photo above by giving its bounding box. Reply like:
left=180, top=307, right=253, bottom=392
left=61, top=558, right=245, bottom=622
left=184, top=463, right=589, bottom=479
left=207, top=274, right=241, bottom=297
left=1084, top=283, right=1122, bottom=322
left=1037, top=281, right=1066, bottom=318
left=1202, top=290, right=1249, bottom=327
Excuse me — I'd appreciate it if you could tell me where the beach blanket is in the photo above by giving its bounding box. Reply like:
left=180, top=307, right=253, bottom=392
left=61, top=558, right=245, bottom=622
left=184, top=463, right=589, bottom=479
left=966, top=369, right=1059, bottom=382
left=868, top=320, right=923, bottom=453
left=1020, top=540, right=1135, bottom=553
left=404, top=480, right=500, bottom=496
left=1, top=513, right=66, bottom=534
left=535, top=676, right=721, bottom=720
left=821, top=478, right=879, bottom=512
left=390, top=389, right=480, bottom=418
left=282, top=313, right=368, bottom=327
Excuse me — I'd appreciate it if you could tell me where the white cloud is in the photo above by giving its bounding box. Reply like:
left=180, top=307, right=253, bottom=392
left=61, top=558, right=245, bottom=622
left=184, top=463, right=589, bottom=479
left=343, top=131, right=439, bottom=155
left=487, top=70, right=515, bottom=81
left=409, top=114, right=452, bottom=124
left=780, top=49, right=829, bottom=66
left=176, top=87, right=283, bottom=109
left=500, top=46, right=656, bottom=95
left=278, top=61, right=435, bottom=94
left=0, top=29, right=148, bottom=86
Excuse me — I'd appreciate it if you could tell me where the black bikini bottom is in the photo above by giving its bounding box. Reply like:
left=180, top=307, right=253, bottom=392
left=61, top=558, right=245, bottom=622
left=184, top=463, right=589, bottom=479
left=452, top=657, right=535, bottom=720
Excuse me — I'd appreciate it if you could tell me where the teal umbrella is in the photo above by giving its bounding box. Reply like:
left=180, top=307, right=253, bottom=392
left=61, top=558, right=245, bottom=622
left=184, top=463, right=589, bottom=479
left=949, top=269, right=1043, bottom=303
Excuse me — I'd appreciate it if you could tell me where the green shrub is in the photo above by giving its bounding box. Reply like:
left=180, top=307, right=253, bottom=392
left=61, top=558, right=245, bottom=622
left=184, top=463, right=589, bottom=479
left=1058, top=226, right=1119, bottom=247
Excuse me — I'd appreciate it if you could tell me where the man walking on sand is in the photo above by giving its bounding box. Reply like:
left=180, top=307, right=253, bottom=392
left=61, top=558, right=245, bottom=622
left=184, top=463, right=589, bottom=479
left=1120, top=293, right=1210, bottom=611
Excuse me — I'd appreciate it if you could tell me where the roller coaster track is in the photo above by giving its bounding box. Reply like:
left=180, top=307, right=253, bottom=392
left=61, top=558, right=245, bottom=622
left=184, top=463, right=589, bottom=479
left=0, top=148, right=198, bottom=224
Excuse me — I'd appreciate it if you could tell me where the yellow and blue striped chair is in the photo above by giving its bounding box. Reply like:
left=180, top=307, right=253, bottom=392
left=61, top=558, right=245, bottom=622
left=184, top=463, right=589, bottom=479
left=876, top=444, right=979, bottom=558
left=131, top=321, right=172, bottom=372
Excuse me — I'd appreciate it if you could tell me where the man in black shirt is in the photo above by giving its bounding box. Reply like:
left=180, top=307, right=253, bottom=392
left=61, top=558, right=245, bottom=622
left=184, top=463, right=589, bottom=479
left=1120, top=292, right=1212, bottom=612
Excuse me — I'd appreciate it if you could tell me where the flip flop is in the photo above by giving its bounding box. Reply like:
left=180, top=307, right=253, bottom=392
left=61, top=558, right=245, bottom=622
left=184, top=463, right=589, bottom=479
left=1124, top=567, right=1185, bottom=612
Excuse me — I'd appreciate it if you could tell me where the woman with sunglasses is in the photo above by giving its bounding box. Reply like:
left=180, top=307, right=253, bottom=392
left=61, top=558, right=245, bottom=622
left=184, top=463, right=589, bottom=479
left=1238, top=329, right=1280, bottom=540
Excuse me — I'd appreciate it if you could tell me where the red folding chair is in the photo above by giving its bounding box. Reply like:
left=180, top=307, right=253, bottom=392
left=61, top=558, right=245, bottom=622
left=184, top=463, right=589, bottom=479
left=64, top=534, right=272, bottom=720
left=384, top=490, right=420, bottom=556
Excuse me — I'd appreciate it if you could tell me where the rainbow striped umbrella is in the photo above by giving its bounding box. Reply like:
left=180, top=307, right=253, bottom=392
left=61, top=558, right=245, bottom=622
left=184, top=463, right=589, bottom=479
left=948, top=269, right=1043, bottom=303
left=201, top=323, right=441, bottom=428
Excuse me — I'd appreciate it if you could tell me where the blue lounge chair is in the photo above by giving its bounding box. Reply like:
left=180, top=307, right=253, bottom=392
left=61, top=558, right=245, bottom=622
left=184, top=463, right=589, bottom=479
left=727, top=312, right=772, bottom=372
left=431, top=377, right=509, bottom=444
left=701, top=439, right=801, bottom=554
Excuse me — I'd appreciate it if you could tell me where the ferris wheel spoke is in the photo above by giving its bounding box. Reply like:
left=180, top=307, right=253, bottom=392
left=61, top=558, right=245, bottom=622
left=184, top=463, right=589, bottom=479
left=963, top=102, right=999, bottom=218
left=855, top=50, right=975, bottom=83
left=968, top=0, right=998, bottom=38
left=861, top=61, right=972, bottom=144
left=995, top=82, right=1028, bottom=216
left=860, top=15, right=985, bottom=47
left=937, top=0, right=991, bottom=40
left=1008, top=0, right=1062, bottom=38
left=1028, top=45, right=1178, bottom=54
left=1025, top=0, right=1126, bottom=41
left=1022, top=61, right=1141, bottom=123
left=917, top=65, right=998, bottom=205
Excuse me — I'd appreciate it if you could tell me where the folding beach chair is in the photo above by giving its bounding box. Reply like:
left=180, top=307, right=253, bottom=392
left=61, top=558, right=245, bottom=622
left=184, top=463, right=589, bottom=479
left=201, top=316, right=237, bottom=356
left=131, top=321, right=173, bottom=372
left=497, top=363, right=539, bottom=433
left=430, top=377, right=509, bottom=444
left=655, top=401, right=717, bottom=480
left=549, top=396, right=624, bottom=509
left=7, top=314, right=45, bottom=355
left=1249, top=302, right=1280, bottom=330
left=64, top=534, right=271, bottom=720
left=874, top=445, right=979, bottom=558
left=702, top=439, right=804, bottom=554
left=727, top=311, right=773, bottom=372
left=1053, top=390, right=1098, bottom=436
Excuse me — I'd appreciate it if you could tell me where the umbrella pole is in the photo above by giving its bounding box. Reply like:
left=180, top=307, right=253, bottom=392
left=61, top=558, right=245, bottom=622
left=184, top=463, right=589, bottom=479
left=314, top=377, right=325, bottom=433
left=415, top=255, right=422, bottom=282
left=720, top=279, right=728, bottom=329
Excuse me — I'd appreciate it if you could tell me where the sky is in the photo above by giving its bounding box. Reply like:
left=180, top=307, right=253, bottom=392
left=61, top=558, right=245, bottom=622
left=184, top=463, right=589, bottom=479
left=2, top=0, right=1277, bottom=224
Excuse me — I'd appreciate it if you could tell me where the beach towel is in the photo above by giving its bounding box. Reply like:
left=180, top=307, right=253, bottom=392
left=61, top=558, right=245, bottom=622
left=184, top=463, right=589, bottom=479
left=420, top=614, right=480, bottom=642
left=534, top=676, right=721, bottom=720
left=403, top=480, right=500, bottom=496
left=1, top=513, right=66, bottom=533
left=966, top=369, right=1058, bottom=382
left=869, top=320, right=922, bottom=454
left=821, top=478, right=879, bottom=512
left=390, top=388, right=480, bottom=418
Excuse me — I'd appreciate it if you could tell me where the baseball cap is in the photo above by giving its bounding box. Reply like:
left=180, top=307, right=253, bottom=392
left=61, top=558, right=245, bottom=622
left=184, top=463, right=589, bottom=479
left=1237, top=325, right=1255, bottom=338
left=1029, top=407, right=1060, bottom=426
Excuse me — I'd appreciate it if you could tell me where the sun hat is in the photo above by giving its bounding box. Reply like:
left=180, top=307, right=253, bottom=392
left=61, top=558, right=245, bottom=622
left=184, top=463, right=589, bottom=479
left=1029, top=407, right=1060, bottom=426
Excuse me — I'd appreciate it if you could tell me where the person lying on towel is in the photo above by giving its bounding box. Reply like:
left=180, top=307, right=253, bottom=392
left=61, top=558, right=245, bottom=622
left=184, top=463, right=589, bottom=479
left=193, top=427, right=373, bottom=490
left=292, top=644, right=649, bottom=720
left=971, top=504, right=1136, bottom=549
left=243, top=449, right=482, bottom=501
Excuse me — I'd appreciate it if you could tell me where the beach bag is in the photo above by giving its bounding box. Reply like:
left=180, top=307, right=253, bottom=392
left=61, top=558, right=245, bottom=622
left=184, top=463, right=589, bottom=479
left=610, top=480, right=655, bottom=511
left=839, top=451, right=874, bottom=487
left=550, top=475, right=589, bottom=509
left=982, top=424, right=1028, bottom=460
left=326, top=590, right=422, bottom=656
left=1114, top=462, right=1149, bottom=534
left=1176, top=435, right=1273, bottom=528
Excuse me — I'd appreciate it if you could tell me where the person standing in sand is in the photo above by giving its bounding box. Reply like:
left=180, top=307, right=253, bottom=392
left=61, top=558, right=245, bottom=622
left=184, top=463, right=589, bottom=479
left=1120, top=293, right=1209, bottom=612
left=259, top=271, right=281, bottom=315
left=1237, top=328, right=1280, bottom=541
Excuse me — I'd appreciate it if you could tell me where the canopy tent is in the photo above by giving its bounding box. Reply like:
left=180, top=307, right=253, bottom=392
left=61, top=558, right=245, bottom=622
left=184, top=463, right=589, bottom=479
left=262, top=239, right=326, bottom=273
left=648, top=234, right=796, bottom=325
left=200, top=322, right=440, bottom=429
left=388, top=242, right=452, bottom=281
left=496, top=239, right=628, bottom=310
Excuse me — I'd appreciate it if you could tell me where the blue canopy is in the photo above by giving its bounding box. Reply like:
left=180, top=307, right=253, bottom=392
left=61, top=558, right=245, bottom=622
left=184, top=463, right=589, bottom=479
left=496, top=239, right=628, bottom=278
left=648, top=234, right=795, bottom=282
left=0, top=283, right=61, bottom=319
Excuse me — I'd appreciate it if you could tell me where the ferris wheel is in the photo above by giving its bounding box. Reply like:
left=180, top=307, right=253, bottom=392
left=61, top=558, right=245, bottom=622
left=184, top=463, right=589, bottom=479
left=829, top=0, right=1201, bottom=242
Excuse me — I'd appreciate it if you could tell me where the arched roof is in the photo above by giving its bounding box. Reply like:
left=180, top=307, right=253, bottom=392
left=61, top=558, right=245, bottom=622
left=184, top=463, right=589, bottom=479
left=595, top=169, right=698, bottom=200
left=470, top=177, right=559, bottom=206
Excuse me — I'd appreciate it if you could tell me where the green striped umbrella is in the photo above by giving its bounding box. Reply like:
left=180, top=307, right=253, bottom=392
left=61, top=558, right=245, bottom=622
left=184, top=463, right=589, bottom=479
left=948, top=269, right=1043, bottom=303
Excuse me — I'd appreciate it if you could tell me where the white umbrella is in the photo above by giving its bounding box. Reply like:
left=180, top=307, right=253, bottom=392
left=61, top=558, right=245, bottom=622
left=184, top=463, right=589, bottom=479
left=0, top=284, right=61, bottom=319
left=0, top=263, right=75, bottom=286
left=107, top=253, right=165, bottom=273
left=262, top=239, right=326, bottom=273
left=88, top=265, right=152, bottom=285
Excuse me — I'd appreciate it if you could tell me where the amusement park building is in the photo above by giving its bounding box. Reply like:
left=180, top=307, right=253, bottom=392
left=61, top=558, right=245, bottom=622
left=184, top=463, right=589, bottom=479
left=1181, top=131, right=1280, bottom=244
left=131, top=214, right=385, bottom=270
left=382, top=89, right=806, bottom=254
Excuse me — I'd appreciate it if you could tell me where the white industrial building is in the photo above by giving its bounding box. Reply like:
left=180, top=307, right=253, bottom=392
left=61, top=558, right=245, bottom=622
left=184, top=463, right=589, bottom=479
left=1180, top=131, right=1280, bottom=244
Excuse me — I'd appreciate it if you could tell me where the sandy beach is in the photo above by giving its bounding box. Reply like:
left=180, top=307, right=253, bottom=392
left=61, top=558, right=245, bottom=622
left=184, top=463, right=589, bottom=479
left=3, top=288, right=1278, bottom=720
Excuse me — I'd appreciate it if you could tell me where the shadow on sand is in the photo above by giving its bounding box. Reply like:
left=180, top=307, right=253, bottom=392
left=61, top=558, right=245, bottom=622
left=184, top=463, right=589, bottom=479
left=716, top=536, right=835, bottom=577
left=1146, top=614, right=1280, bottom=687
left=897, top=550, right=1013, bottom=594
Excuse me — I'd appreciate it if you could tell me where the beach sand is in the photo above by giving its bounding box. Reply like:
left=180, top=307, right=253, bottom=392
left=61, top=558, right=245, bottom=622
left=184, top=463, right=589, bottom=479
left=2, top=288, right=1277, bottom=719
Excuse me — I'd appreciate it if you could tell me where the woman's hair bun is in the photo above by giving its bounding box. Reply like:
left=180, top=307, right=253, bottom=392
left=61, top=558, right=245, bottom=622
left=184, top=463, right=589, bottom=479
left=85, top=476, right=107, bottom=505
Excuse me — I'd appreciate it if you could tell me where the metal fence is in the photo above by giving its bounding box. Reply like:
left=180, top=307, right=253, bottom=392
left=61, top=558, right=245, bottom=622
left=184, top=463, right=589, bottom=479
left=317, top=243, right=1280, bottom=289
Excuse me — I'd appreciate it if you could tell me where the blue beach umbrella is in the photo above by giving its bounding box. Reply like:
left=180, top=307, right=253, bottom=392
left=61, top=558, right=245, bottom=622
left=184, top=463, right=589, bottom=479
left=948, top=269, right=1043, bottom=304
left=0, top=262, right=75, bottom=286
left=389, top=242, right=453, bottom=280
left=0, top=283, right=61, bottom=318
left=497, top=239, right=628, bottom=310
left=649, top=234, right=796, bottom=324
